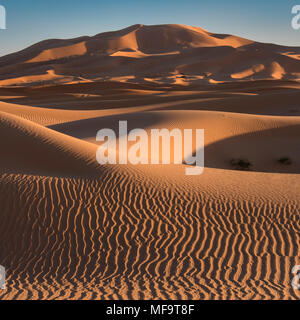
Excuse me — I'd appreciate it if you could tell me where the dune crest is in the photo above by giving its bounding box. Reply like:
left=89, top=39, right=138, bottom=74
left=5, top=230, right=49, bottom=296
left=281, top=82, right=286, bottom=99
left=2, top=24, right=300, bottom=86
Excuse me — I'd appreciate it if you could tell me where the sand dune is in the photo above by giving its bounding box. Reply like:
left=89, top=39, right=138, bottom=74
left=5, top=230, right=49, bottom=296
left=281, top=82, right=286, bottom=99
left=1, top=24, right=300, bottom=86
left=0, top=164, right=299, bottom=300
left=0, top=24, right=299, bottom=300
left=0, top=111, right=98, bottom=176
left=2, top=80, right=300, bottom=116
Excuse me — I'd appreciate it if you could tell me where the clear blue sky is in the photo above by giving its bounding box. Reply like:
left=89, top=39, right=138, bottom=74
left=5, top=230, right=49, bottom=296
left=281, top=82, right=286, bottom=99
left=0, top=0, right=299, bottom=56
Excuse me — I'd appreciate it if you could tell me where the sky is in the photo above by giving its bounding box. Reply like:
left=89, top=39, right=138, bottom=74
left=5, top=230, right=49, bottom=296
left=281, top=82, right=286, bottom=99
left=0, top=0, right=299, bottom=56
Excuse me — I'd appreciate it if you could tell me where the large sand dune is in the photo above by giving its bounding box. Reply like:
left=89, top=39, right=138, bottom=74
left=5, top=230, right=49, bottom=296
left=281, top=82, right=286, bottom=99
left=1, top=24, right=300, bottom=86
left=0, top=24, right=299, bottom=300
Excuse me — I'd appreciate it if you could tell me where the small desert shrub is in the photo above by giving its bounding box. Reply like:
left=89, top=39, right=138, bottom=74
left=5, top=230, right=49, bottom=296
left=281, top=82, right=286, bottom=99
left=230, top=158, right=252, bottom=171
left=179, top=74, right=187, bottom=79
left=278, top=157, right=292, bottom=165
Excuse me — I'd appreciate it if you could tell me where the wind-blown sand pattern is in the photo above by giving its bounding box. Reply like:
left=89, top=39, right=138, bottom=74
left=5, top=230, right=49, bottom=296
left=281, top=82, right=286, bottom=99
left=0, top=24, right=299, bottom=300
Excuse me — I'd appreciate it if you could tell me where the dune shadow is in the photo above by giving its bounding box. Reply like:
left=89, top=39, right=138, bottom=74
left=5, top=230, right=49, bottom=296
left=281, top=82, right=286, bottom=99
left=49, top=112, right=300, bottom=174
left=201, top=124, right=300, bottom=174
left=48, top=111, right=170, bottom=140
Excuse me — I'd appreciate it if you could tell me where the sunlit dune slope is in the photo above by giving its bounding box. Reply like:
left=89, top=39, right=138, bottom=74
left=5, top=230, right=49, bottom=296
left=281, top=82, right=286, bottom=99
left=0, top=111, right=97, bottom=175
left=1, top=24, right=300, bottom=86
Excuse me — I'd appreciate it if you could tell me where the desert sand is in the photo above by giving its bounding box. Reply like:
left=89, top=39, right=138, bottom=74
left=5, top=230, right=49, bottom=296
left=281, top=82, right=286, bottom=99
left=0, top=24, right=299, bottom=300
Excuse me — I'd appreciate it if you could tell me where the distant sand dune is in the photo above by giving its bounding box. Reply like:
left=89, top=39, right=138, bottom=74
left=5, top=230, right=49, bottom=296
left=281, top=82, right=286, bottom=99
left=1, top=24, right=300, bottom=86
